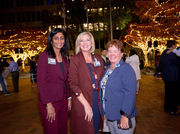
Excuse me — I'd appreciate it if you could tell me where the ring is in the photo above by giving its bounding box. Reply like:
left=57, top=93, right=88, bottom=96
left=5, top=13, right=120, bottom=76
left=124, top=125, right=127, bottom=128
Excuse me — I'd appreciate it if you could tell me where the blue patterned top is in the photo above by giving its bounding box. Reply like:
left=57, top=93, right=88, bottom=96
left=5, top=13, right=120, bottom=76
left=87, top=63, right=99, bottom=90
left=100, top=63, right=120, bottom=110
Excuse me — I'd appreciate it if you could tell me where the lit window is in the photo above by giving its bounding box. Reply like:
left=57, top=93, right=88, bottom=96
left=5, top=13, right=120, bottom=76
left=57, top=25, right=62, bottom=28
left=104, top=24, right=107, bottom=30
left=83, top=23, right=87, bottom=29
left=98, top=8, right=103, bottom=15
left=94, top=23, right=98, bottom=31
left=99, top=22, right=104, bottom=31
left=104, top=8, right=107, bottom=13
left=89, top=23, right=93, bottom=31
left=92, top=9, right=97, bottom=13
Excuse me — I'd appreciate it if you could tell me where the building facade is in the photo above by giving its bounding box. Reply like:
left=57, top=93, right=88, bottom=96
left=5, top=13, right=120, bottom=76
left=0, top=0, right=131, bottom=50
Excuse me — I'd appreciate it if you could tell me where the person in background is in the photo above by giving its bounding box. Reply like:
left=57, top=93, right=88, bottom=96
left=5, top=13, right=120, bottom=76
left=7, top=57, right=19, bottom=93
left=69, top=32, right=104, bottom=134
left=159, top=40, right=180, bottom=116
left=100, top=39, right=137, bottom=134
left=100, top=49, right=111, bottom=134
left=166, top=46, right=180, bottom=106
left=125, top=49, right=141, bottom=94
left=30, top=56, right=37, bottom=87
left=153, top=51, right=161, bottom=79
left=37, top=28, right=71, bottom=134
left=101, top=49, right=110, bottom=69
left=0, top=62, right=10, bottom=96
left=166, top=47, right=180, bottom=57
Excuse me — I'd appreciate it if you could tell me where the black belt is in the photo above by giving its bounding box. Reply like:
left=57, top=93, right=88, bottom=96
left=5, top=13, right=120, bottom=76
left=107, top=119, right=116, bottom=122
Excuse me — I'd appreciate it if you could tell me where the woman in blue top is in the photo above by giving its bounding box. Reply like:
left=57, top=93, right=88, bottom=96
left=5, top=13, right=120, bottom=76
left=100, top=39, right=138, bottom=134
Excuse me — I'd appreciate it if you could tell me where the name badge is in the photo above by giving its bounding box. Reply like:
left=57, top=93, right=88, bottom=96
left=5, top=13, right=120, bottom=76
left=93, top=58, right=101, bottom=67
left=48, top=58, right=56, bottom=65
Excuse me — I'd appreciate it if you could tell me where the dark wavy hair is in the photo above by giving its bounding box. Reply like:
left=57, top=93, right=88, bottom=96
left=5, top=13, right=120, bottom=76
left=129, top=49, right=137, bottom=57
left=46, top=28, right=70, bottom=58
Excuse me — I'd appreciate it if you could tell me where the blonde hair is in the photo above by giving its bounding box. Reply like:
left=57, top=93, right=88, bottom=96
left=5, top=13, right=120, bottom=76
left=75, top=32, right=95, bottom=54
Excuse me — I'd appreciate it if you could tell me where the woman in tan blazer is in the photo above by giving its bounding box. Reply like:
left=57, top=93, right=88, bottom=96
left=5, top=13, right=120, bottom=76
left=69, top=32, right=104, bottom=134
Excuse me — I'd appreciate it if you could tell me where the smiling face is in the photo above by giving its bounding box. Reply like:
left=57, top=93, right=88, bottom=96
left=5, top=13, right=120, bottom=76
left=108, top=45, right=123, bottom=65
left=79, top=34, right=92, bottom=53
left=52, top=32, right=65, bottom=52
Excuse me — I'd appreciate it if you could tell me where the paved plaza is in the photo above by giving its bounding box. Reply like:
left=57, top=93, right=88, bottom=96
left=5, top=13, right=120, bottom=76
left=0, top=71, right=180, bottom=134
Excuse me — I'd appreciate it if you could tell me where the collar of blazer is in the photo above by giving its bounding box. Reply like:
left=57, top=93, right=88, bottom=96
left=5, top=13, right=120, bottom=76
left=77, top=52, right=100, bottom=82
left=47, top=52, right=68, bottom=81
left=61, top=56, right=68, bottom=80
left=102, top=60, right=124, bottom=82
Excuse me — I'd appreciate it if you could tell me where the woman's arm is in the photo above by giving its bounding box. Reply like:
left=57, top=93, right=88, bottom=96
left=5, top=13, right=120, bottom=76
left=69, top=56, right=93, bottom=121
left=77, top=93, right=93, bottom=121
left=37, top=52, right=50, bottom=104
left=68, top=56, right=83, bottom=97
left=121, top=65, right=137, bottom=116
left=37, top=52, right=56, bottom=122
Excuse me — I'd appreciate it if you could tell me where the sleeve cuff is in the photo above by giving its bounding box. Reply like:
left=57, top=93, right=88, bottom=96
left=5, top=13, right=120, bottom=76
left=120, top=110, right=130, bottom=118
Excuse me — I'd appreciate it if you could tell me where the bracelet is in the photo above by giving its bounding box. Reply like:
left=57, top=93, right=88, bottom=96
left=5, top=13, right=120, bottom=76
left=46, top=105, right=53, bottom=110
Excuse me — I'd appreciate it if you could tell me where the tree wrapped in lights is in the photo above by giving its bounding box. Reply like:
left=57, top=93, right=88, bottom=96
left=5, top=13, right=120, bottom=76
left=0, top=28, right=48, bottom=70
left=124, top=0, right=180, bottom=65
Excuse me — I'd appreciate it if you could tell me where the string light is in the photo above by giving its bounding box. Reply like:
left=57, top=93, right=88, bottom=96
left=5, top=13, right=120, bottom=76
left=125, top=0, right=180, bottom=66
left=0, top=29, right=48, bottom=69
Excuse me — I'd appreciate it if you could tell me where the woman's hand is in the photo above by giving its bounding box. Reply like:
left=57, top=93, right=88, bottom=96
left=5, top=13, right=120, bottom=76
left=77, top=93, right=93, bottom=122
left=120, top=115, right=129, bottom=129
left=166, top=49, right=173, bottom=54
left=46, top=103, right=56, bottom=123
left=84, top=104, right=93, bottom=122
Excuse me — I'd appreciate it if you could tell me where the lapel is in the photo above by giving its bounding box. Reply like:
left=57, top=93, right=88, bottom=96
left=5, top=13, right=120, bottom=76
left=93, top=54, right=103, bottom=81
left=78, top=52, right=91, bottom=82
left=100, top=65, right=110, bottom=82
left=62, top=57, right=68, bottom=80
left=54, top=56, right=68, bottom=81
left=105, top=60, right=124, bottom=87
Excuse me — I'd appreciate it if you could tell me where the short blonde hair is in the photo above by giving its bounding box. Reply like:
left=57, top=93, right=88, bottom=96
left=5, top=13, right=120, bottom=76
left=75, top=32, right=95, bottom=54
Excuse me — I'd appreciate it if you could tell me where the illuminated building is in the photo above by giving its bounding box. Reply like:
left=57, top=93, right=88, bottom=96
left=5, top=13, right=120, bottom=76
left=0, top=0, right=129, bottom=69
